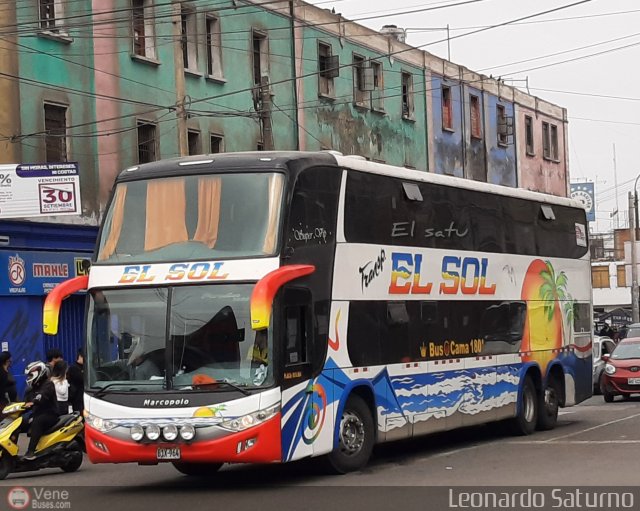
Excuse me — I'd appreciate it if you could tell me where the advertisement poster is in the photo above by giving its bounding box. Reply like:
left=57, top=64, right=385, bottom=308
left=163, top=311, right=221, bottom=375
left=0, top=162, right=81, bottom=219
left=0, top=250, right=89, bottom=296
left=569, top=182, right=595, bottom=222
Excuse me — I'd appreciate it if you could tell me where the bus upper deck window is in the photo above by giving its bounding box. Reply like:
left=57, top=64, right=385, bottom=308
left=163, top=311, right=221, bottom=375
left=402, top=182, right=423, bottom=202
left=540, top=205, right=555, bottom=221
left=420, top=301, right=437, bottom=324
left=387, top=302, right=409, bottom=325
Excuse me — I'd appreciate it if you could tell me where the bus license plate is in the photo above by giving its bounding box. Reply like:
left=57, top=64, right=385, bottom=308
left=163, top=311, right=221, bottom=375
left=628, top=378, right=640, bottom=385
left=157, top=447, right=181, bottom=460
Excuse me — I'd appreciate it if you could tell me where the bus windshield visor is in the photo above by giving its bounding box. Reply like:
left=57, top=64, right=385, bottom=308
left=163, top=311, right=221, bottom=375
left=97, top=172, right=285, bottom=263
left=87, top=284, right=273, bottom=392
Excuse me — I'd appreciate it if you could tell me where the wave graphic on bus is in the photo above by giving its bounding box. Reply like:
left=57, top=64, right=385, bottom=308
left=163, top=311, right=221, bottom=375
left=388, top=366, right=520, bottom=420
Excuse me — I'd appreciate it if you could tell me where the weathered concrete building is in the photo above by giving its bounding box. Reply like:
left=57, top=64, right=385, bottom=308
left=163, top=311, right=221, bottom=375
left=0, top=0, right=571, bottom=216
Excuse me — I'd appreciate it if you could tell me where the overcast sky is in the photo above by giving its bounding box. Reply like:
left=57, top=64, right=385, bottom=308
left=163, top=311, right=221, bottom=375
left=317, top=0, right=639, bottom=232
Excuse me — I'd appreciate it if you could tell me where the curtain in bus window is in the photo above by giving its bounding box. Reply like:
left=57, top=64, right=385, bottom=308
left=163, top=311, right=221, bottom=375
left=263, top=174, right=284, bottom=254
left=99, top=184, right=128, bottom=261
left=144, top=178, right=188, bottom=251
left=192, top=176, right=222, bottom=248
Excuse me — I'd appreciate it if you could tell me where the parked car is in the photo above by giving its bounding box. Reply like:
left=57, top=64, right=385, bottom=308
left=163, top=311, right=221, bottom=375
left=600, top=337, right=640, bottom=402
left=621, top=323, right=640, bottom=340
left=593, top=336, right=616, bottom=394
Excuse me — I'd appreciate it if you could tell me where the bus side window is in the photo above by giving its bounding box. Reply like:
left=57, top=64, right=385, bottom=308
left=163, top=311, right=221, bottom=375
left=283, top=288, right=312, bottom=366
left=421, top=301, right=437, bottom=324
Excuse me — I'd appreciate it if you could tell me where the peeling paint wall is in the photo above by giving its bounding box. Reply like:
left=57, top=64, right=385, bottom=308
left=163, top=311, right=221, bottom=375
left=462, top=85, right=486, bottom=182
left=295, top=15, right=428, bottom=169
left=516, top=103, right=568, bottom=197
left=431, top=75, right=463, bottom=177
left=485, top=95, right=517, bottom=187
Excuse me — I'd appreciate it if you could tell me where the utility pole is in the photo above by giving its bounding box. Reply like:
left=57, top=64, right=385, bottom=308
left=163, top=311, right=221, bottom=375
left=613, top=144, right=620, bottom=228
left=259, top=76, right=274, bottom=150
left=172, top=0, right=188, bottom=156
left=630, top=191, right=639, bottom=322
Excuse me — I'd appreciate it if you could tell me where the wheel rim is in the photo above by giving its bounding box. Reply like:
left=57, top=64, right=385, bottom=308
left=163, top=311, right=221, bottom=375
left=523, top=386, right=535, bottom=423
left=339, top=410, right=365, bottom=456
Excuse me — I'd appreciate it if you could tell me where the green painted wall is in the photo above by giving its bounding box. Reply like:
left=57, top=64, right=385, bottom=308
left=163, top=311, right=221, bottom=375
left=296, top=25, right=428, bottom=169
left=16, top=0, right=99, bottom=219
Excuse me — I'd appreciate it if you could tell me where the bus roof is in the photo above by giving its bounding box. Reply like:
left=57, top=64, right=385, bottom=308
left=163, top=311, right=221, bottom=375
left=118, top=151, right=582, bottom=210
left=332, top=154, right=583, bottom=210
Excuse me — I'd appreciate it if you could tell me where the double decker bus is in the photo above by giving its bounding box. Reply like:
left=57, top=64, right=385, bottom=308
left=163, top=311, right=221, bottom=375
left=44, top=151, right=592, bottom=475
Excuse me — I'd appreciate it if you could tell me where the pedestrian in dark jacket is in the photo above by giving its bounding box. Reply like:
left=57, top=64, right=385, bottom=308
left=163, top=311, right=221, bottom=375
left=23, top=361, right=59, bottom=460
left=45, top=348, right=63, bottom=373
left=0, top=351, right=17, bottom=409
left=67, top=349, right=84, bottom=413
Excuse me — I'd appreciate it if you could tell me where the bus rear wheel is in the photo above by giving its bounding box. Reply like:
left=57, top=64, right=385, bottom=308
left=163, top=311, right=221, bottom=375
left=172, top=462, right=223, bottom=477
left=326, top=394, right=374, bottom=474
left=509, top=375, right=538, bottom=436
left=536, top=377, right=560, bottom=431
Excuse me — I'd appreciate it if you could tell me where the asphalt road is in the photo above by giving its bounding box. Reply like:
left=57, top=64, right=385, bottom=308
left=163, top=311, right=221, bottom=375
left=1, top=395, right=639, bottom=510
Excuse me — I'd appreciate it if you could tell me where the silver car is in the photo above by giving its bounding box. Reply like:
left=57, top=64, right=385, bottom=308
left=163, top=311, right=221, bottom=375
left=593, top=336, right=616, bottom=394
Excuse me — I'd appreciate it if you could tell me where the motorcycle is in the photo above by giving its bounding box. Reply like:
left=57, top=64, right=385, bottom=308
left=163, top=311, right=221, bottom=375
left=0, top=402, right=84, bottom=479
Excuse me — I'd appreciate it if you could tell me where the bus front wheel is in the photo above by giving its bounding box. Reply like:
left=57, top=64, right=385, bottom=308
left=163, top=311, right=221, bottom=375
left=326, top=394, right=374, bottom=474
left=510, top=375, right=538, bottom=436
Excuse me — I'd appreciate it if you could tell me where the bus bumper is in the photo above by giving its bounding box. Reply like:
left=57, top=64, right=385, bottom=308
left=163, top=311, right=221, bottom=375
left=85, top=414, right=282, bottom=464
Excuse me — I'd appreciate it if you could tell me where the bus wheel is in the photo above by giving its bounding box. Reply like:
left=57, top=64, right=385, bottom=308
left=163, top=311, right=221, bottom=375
left=326, top=394, right=374, bottom=474
left=510, top=375, right=538, bottom=436
left=172, top=462, right=223, bottom=477
left=536, top=378, right=560, bottom=431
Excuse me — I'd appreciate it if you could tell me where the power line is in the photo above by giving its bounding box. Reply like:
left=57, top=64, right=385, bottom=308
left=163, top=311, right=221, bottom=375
left=5, top=0, right=595, bottom=142
left=478, top=31, right=640, bottom=73
left=186, top=1, right=595, bottom=109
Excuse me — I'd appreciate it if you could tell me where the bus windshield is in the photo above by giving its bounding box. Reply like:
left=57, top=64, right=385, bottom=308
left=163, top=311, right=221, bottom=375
left=87, top=284, right=273, bottom=392
left=97, top=172, right=284, bottom=263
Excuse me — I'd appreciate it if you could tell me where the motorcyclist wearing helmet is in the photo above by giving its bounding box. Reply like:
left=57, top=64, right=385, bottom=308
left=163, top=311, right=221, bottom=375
left=23, top=361, right=59, bottom=461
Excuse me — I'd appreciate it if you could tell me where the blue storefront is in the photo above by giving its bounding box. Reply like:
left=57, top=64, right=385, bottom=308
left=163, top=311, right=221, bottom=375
left=0, top=220, right=97, bottom=397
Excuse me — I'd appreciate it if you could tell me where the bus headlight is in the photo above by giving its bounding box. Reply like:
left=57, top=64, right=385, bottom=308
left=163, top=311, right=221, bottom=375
left=179, top=425, right=196, bottom=441
left=85, top=413, right=117, bottom=433
left=130, top=424, right=145, bottom=442
left=162, top=424, right=178, bottom=441
left=605, top=364, right=616, bottom=375
left=219, top=404, right=280, bottom=432
left=145, top=424, right=161, bottom=441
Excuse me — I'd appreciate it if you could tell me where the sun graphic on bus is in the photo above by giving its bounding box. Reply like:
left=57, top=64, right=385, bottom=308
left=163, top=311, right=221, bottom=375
left=302, top=382, right=327, bottom=445
left=520, top=259, right=571, bottom=374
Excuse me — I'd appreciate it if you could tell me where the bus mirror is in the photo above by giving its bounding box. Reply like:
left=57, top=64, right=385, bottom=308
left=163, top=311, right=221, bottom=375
left=250, top=265, right=315, bottom=330
left=43, top=276, right=89, bottom=335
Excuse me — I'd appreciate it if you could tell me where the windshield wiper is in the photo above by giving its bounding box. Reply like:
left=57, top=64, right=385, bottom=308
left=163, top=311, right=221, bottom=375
left=189, top=379, right=251, bottom=396
left=90, top=382, right=163, bottom=399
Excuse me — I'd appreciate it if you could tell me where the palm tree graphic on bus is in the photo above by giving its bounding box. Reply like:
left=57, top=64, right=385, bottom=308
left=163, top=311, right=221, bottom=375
left=521, top=259, right=573, bottom=374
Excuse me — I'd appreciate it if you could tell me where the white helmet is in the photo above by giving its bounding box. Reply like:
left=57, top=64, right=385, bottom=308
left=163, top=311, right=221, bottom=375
left=25, top=361, right=49, bottom=387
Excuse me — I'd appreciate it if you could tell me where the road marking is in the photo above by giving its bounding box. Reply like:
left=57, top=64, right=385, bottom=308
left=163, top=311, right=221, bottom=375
left=558, top=410, right=575, bottom=415
left=430, top=442, right=496, bottom=459
left=508, top=440, right=640, bottom=444
left=542, top=411, right=640, bottom=443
